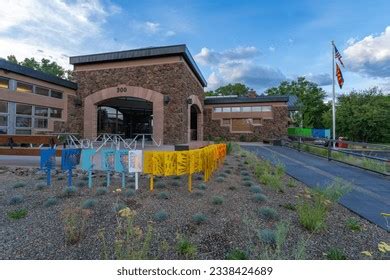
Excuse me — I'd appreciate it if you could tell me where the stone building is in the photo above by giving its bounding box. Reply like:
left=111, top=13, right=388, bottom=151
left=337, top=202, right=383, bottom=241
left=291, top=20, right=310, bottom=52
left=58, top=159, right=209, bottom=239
left=0, top=44, right=292, bottom=144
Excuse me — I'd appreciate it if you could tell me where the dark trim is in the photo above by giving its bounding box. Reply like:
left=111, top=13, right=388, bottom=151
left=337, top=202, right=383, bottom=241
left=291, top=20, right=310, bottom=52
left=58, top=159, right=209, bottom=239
left=204, top=96, right=289, bottom=105
left=0, top=59, right=77, bottom=90
left=69, top=44, right=207, bottom=87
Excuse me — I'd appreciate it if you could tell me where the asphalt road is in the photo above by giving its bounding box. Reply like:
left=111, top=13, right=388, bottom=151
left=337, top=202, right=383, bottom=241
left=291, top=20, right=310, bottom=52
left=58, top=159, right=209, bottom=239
left=242, top=145, right=390, bottom=230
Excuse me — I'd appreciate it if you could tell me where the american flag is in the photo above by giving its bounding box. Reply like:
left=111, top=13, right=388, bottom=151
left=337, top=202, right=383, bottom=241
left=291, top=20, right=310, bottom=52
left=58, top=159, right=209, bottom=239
left=334, top=45, right=344, bottom=67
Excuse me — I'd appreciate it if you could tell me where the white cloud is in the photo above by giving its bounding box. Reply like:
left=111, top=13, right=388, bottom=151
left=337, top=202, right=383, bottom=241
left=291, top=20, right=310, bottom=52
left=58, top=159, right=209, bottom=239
left=269, top=46, right=275, bottom=52
left=195, top=46, right=285, bottom=91
left=165, top=30, right=176, bottom=37
left=144, top=21, right=160, bottom=33
left=0, top=0, right=118, bottom=68
left=305, top=73, right=332, bottom=86
left=344, top=26, right=390, bottom=78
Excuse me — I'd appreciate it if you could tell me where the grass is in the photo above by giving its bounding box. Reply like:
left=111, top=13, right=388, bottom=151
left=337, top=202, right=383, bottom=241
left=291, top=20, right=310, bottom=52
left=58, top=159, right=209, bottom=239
left=211, top=196, right=224, bottom=205
left=81, top=198, right=97, bottom=209
left=35, top=182, right=46, bottom=190
left=346, top=217, right=362, bottom=232
left=13, top=182, right=26, bottom=189
left=62, top=208, right=89, bottom=245
left=95, top=187, right=108, bottom=196
left=9, top=195, right=24, bottom=205
left=326, top=248, right=347, bottom=260
left=250, top=185, right=262, bottom=193
left=62, top=186, right=77, bottom=197
left=281, top=203, right=297, bottom=211
left=153, top=210, right=168, bottom=222
left=252, top=193, right=267, bottom=202
left=157, top=192, right=169, bottom=199
left=226, top=249, right=248, bottom=260
left=258, top=207, right=279, bottom=221
left=258, top=228, right=276, bottom=246
left=313, top=178, right=352, bottom=203
left=176, top=237, right=197, bottom=259
left=192, top=213, right=207, bottom=224
left=297, top=197, right=327, bottom=232
left=44, top=197, right=58, bottom=207
left=287, top=178, right=298, bottom=188
left=7, top=209, right=28, bottom=219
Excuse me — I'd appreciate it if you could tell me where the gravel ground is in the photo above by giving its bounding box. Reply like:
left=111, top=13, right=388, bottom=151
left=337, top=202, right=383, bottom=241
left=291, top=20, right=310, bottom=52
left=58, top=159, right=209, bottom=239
left=0, top=152, right=388, bottom=260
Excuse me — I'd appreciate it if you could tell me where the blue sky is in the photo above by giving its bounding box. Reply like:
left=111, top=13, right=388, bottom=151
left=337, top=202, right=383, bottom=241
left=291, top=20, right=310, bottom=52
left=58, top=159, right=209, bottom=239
left=1, top=0, right=390, bottom=96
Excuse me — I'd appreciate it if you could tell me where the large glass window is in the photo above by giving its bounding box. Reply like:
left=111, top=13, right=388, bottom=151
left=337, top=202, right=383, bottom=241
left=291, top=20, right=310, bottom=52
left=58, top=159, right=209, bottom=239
left=35, top=86, right=49, bottom=96
left=15, top=129, right=31, bottom=135
left=34, top=106, right=48, bottom=117
left=0, top=115, right=7, bottom=126
left=50, top=90, right=63, bottom=99
left=16, top=81, right=33, bottom=93
left=0, top=127, right=7, bottom=134
left=241, top=107, right=251, bottom=112
left=222, top=107, right=231, bottom=113
left=34, top=118, right=48, bottom=129
left=262, top=106, right=272, bottom=112
left=231, top=107, right=240, bottom=112
left=213, top=107, right=222, bottom=113
left=16, top=116, right=32, bottom=127
left=0, top=77, right=9, bottom=89
left=0, top=101, right=7, bottom=113
left=16, top=104, right=32, bottom=115
left=252, top=106, right=262, bottom=112
left=50, top=108, right=62, bottom=118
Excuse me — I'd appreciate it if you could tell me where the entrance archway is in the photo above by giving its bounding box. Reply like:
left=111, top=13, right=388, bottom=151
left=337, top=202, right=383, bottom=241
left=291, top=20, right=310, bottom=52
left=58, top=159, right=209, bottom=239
left=84, top=85, right=164, bottom=142
left=187, top=95, right=203, bottom=142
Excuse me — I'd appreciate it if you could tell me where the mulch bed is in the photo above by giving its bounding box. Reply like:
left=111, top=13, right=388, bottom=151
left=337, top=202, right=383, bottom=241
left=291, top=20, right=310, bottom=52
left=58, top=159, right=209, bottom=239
left=0, top=152, right=388, bottom=260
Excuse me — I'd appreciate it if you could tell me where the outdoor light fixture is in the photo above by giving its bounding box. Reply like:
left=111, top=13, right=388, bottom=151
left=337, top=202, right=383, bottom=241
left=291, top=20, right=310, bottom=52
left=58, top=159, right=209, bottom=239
left=187, top=98, right=193, bottom=105
left=164, top=95, right=170, bottom=105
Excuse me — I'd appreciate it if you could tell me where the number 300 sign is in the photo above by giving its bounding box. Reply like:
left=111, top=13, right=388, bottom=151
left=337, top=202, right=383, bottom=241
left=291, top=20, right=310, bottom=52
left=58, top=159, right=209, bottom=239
left=117, top=87, right=127, bottom=93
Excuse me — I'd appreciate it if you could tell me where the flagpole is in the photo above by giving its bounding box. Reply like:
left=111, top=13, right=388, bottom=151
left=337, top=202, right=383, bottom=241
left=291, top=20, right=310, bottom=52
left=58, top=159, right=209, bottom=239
left=331, top=40, right=336, bottom=148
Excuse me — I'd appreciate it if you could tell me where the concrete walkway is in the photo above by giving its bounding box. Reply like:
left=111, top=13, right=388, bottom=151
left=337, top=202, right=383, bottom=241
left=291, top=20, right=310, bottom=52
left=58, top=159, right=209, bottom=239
left=242, top=145, right=390, bottom=230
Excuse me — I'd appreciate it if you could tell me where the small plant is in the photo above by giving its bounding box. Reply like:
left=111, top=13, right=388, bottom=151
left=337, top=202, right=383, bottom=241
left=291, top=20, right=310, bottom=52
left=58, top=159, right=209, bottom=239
left=258, top=207, right=279, bottom=221
left=241, top=175, right=252, bottom=182
left=9, top=195, right=24, bottom=205
left=274, top=162, right=285, bottom=177
left=192, top=213, right=207, bottom=224
left=196, top=183, right=207, bottom=190
left=171, top=180, right=180, bottom=187
left=216, top=176, right=224, bottom=182
left=211, top=196, right=224, bottom=205
left=13, top=182, right=26, bottom=189
left=326, top=248, right=347, bottom=260
left=96, top=187, right=108, bottom=196
left=44, top=197, right=58, bottom=207
left=250, top=186, right=262, bottom=193
left=125, top=189, right=136, bottom=197
left=252, top=193, right=267, bottom=202
left=154, top=210, right=168, bottom=222
left=281, top=203, right=296, bottom=211
left=314, top=178, right=352, bottom=203
left=62, top=186, right=77, bottom=197
left=224, top=169, right=232, bottom=174
left=157, top=192, right=169, bottom=199
left=35, top=182, right=46, bottom=190
left=7, top=209, right=28, bottom=219
left=226, top=142, right=233, bottom=155
left=176, top=237, right=197, bottom=259
left=62, top=207, right=89, bottom=245
left=192, top=190, right=204, bottom=197
left=228, top=185, right=236, bottom=190
left=240, top=170, right=250, bottom=176
left=218, top=173, right=228, bottom=178
left=258, top=228, right=276, bottom=246
left=297, top=197, right=327, bottom=232
left=113, top=202, right=127, bottom=212
left=155, top=181, right=166, bottom=189
left=287, top=178, right=297, bottom=188
left=76, top=181, right=86, bottom=188
left=226, top=249, right=248, bottom=260
left=243, top=181, right=254, bottom=187
left=81, top=198, right=97, bottom=209
left=346, top=217, right=362, bottom=232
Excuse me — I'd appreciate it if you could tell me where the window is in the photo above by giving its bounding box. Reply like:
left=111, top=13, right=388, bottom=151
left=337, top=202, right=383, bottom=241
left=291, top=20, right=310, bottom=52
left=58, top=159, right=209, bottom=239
left=15, top=129, right=31, bottom=135
left=222, top=119, right=230, bottom=125
left=50, top=108, right=62, bottom=118
left=16, top=104, right=32, bottom=115
left=262, top=106, right=272, bottom=112
left=0, top=115, right=7, bottom=126
left=241, top=107, right=251, bottom=112
left=252, top=106, right=262, bottom=112
left=213, top=107, right=222, bottom=113
left=50, top=90, right=63, bottom=99
left=16, top=81, right=33, bottom=93
left=35, top=86, right=49, bottom=96
left=0, top=127, right=7, bottom=134
left=16, top=116, right=32, bottom=127
left=34, top=106, right=48, bottom=117
left=231, top=107, right=240, bottom=112
left=0, top=101, right=7, bottom=113
left=0, top=77, right=9, bottom=89
left=34, top=118, right=48, bottom=129
left=222, top=107, right=231, bottom=113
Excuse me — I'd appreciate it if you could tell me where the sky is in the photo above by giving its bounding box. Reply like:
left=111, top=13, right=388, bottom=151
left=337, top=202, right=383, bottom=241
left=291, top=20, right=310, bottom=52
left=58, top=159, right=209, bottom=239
left=1, top=0, right=390, bottom=97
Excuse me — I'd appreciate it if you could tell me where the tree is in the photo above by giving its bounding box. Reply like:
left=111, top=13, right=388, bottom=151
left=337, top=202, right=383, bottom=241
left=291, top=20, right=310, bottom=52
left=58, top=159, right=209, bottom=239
left=266, top=77, right=328, bottom=128
left=206, top=83, right=249, bottom=96
left=6, top=55, right=71, bottom=80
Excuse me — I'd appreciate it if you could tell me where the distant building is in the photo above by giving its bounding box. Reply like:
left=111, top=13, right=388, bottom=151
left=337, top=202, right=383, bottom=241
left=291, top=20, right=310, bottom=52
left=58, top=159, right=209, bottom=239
left=0, top=44, right=295, bottom=144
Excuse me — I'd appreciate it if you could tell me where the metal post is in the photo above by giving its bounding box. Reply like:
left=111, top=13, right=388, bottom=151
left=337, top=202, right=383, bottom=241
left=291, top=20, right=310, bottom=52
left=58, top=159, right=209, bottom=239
left=121, top=172, right=125, bottom=188
left=135, top=172, right=139, bottom=190
left=331, top=41, right=336, bottom=148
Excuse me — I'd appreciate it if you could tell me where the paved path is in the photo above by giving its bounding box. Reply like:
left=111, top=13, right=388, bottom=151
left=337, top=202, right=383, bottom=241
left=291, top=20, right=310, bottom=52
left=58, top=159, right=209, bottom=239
left=242, top=145, right=390, bottom=230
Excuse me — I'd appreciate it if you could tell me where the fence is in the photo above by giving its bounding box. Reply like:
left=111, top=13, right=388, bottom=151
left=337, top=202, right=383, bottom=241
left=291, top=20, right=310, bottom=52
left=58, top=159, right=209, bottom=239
left=143, top=143, right=227, bottom=192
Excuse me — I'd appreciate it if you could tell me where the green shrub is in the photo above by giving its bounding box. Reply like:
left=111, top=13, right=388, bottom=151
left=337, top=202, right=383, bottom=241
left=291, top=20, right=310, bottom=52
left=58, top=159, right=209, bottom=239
left=157, top=192, right=169, bottom=200
left=297, top=198, right=327, bottom=232
left=155, top=181, right=166, bottom=189
left=274, top=163, right=285, bottom=177
left=252, top=193, right=267, bottom=202
left=258, top=207, right=279, bottom=221
left=192, top=213, right=207, bottom=224
left=314, top=178, right=352, bottom=203
left=326, top=248, right=347, bottom=260
left=35, top=182, right=47, bottom=190
left=196, top=183, right=207, bottom=190
left=81, top=198, right=97, bottom=209
left=96, top=187, right=108, bottom=196
left=171, top=180, right=180, bottom=187
left=287, top=178, right=298, bottom=188
left=243, top=181, right=254, bottom=187
left=9, top=195, right=24, bottom=205
left=44, top=197, right=58, bottom=207
left=258, top=228, right=276, bottom=246
left=226, top=249, right=248, bottom=260
left=281, top=203, right=296, bottom=211
left=62, top=186, right=77, bottom=197
left=346, top=218, right=362, bottom=232
left=226, top=142, right=233, bottom=154
left=241, top=175, right=252, bottom=181
left=176, top=238, right=197, bottom=259
left=125, top=189, right=136, bottom=197
left=240, top=170, right=250, bottom=176
left=211, top=196, right=224, bottom=205
left=250, top=186, right=262, bottom=193
left=113, top=202, right=126, bottom=212
left=216, top=176, right=224, bottom=182
left=76, top=181, right=87, bottom=188
left=218, top=173, right=228, bottom=178
left=13, top=182, right=26, bottom=189
left=7, top=209, right=28, bottom=219
left=154, top=210, right=168, bottom=222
